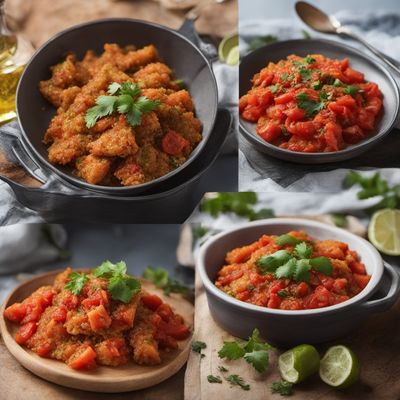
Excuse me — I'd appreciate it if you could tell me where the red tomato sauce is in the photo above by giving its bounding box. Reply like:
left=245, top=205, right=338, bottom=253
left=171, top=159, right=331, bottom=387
left=4, top=268, right=190, bottom=370
left=215, top=231, right=371, bottom=310
left=239, top=54, right=383, bottom=152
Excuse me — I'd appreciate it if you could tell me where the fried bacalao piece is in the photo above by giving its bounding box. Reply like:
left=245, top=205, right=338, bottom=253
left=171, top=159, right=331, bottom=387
left=40, top=43, right=202, bottom=186
left=4, top=268, right=190, bottom=370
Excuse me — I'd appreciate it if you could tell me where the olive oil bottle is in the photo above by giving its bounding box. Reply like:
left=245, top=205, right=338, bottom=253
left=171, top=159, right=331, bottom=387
left=0, top=0, right=34, bottom=125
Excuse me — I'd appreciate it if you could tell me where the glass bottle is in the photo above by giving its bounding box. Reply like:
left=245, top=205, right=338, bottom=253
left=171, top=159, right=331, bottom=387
left=0, top=0, right=34, bottom=125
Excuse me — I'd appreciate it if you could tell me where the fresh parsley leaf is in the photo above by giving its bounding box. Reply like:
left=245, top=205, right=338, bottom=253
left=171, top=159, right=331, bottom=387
left=271, top=380, right=293, bottom=396
left=163, top=279, right=189, bottom=296
left=244, top=349, right=269, bottom=373
left=85, top=96, right=117, bottom=128
left=218, top=341, right=245, bottom=360
left=310, top=257, right=333, bottom=275
left=207, top=375, right=222, bottom=384
left=275, top=258, right=297, bottom=279
left=248, top=35, right=278, bottom=51
left=297, top=66, right=312, bottom=81
left=108, top=274, right=141, bottom=303
left=243, top=328, right=271, bottom=352
left=226, top=375, right=250, bottom=391
left=276, top=234, right=301, bottom=246
left=64, top=272, right=89, bottom=295
left=108, top=82, right=121, bottom=95
left=296, top=92, right=325, bottom=117
left=256, top=250, right=292, bottom=274
left=331, top=213, right=347, bottom=227
left=191, top=341, right=207, bottom=355
left=344, top=85, right=360, bottom=95
left=294, top=242, right=313, bottom=259
left=294, top=259, right=311, bottom=282
left=120, top=82, right=141, bottom=97
left=134, top=96, right=161, bottom=113
left=218, top=365, right=228, bottom=372
left=304, top=56, right=316, bottom=64
left=94, top=260, right=127, bottom=277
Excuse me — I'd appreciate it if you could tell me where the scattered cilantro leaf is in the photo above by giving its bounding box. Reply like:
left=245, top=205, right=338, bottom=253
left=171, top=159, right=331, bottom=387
left=344, top=85, right=360, bottom=95
left=277, top=290, right=289, bottom=298
left=296, top=92, right=325, bottom=116
left=331, top=213, right=347, bottom=227
left=271, top=380, right=294, bottom=396
left=275, top=258, right=297, bottom=279
left=304, top=56, right=316, bottom=64
left=313, top=80, right=323, bottom=90
left=218, top=365, right=228, bottom=372
left=207, top=375, right=222, bottom=384
left=256, top=250, right=292, bottom=274
left=107, top=82, right=121, bottom=95
left=64, top=272, right=89, bottom=295
left=226, top=375, right=250, bottom=391
left=294, top=242, right=313, bottom=259
left=294, top=259, right=312, bottom=282
left=281, top=72, right=288, bottom=81
left=143, top=266, right=189, bottom=297
left=310, top=257, right=333, bottom=275
left=333, top=78, right=343, bottom=87
left=244, top=349, right=269, bottom=373
left=85, top=95, right=117, bottom=128
left=192, top=226, right=209, bottom=239
left=297, top=66, right=312, bottom=81
left=270, top=84, right=279, bottom=93
left=218, top=341, right=245, bottom=360
left=248, top=35, right=278, bottom=51
left=302, top=29, right=311, bottom=39
left=94, top=260, right=127, bottom=277
left=173, top=79, right=185, bottom=88
left=276, top=234, right=301, bottom=246
left=191, top=341, right=207, bottom=354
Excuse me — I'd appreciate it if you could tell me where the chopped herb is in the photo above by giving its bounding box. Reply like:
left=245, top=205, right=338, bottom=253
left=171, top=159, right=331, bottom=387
left=226, top=375, right=250, bottom=391
left=207, top=375, right=223, bottom=384
left=333, top=78, right=343, bottom=87
left=200, top=192, right=274, bottom=221
left=276, top=234, right=301, bottom=246
left=288, top=73, right=295, bottom=81
left=326, top=75, right=335, bottom=85
left=256, top=250, right=292, bottom=274
left=248, top=35, right=278, bottom=51
left=64, top=272, right=89, bottom=295
left=192, top=226, right=209, bottom=239
left=281, top=72, right=288, bottom=81
left=218, top=341, right=245, bottom=360
left=85, top=82, right=160, bottom=128
left=173, top=79, right=185, bottom=88
left=191, top=341, right=207, bottom=356
left=270, top=84, right=279, bottom=94
left=331, top=213, right=347, bottom=228
left=218, top=365, right=229, bottom=372
left=271, top=380, right=294, bottom=396
left=296, top=92, right=325, bottom=117
left=297, top=66, right=312, bottom=81
left=143, top=266, right=189, bottom=297
left=294, top=242, right=313, bottom=259
left=344, top=85, right=360, bottom=95
left=304, top=56, right=316, bottom=64
left=93, top=260, right=141, bottom=303
left=277, top=290, right=289, bottom=298
left=313, top=80, right=323, bottom=90
left=302, top=29, right=311, bottom=39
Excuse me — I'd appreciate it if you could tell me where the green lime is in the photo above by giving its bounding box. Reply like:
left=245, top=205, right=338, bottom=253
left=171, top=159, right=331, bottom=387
left=226, top=45, right=239, bottom=66
left=218, top=33, right=238, bottom=63
left=278, top=344, right=320, bottom=383
left=368, top=209, right=400, bottom=256
left=319, top=345, right=359, bottom=388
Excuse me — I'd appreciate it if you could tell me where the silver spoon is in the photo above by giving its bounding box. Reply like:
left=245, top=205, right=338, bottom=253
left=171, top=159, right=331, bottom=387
left=295, top=1, right=400, bottom=75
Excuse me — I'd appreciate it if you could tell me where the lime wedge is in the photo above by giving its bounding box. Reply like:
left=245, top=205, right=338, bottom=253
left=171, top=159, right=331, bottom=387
left=226, top=46, right=239, bottom=66
left=319, top=345, right=359, bottom=388
left=218, top=33, right=238, bottom=64
left=278, top=344, right=320, bottom=384
left=368, top=209, right=400, bottom=256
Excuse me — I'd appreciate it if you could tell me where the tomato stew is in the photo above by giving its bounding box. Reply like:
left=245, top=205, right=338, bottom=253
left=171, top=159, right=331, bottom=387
left=239, top=54, right=383, bottom=152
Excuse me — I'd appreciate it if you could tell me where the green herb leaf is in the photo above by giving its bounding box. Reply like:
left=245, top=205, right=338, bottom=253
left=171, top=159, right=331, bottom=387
left=281, top=72, right=288, bottom=81
left=276, top=234, right=301, bottom=246
left=304, top=56, right=316, bottom=64
left=256, top=250, right=292, bottom=274
left=344, top=85, right=360, bottom=95
left=226, top=375, right=250, bottom=391
left=252, top=208, right=275, bottom=220
left=218, top=341, right=246, bottom=360
left=333, top=78, right=343, bottom=87
left=218, top=365, right=228, bottom=372
left=302, top=30, right=311, bottom=39
left=294, top=242, right=313, bottom=259
left=107, top=82, right=121, bottom=95
left=331, top=213, right=347, bottom=227
left=107, top=274, right=141, bottom=303
left=64, top=272, right=89, bottom=295
left=310, top=257, right=333, bottom=275
left=271, top=380, right=294, bottom=396
left=94, top=260, right=127, bottom=277
left=275, top=258, right=297, bottom=279
left=248, top=35, right=278, bottom=51
left=270, top=84, right=279, bottom=94
left=277, top=290, right=289, bottom=298
left=296, top=92, right=325, bottom=116
left=294, top=259, right=311, bottom=282
left=243, top=328, right=271, bottom=352
left=143, top=266, right=189, bottom=297
left=173, top=79, right=185, bottom=88
left=313, top=80, right=323, bottom=90
left=120, top=82, right=141, bottom=97
left=191, top=341, right=207, bottom=354
left=207, top=375, right=222, bottom=384
left=297, top=66, right=312, bottom=81
left=85, top=96, right=118, bottom=128
left=244, top=349, right=269, bottom=373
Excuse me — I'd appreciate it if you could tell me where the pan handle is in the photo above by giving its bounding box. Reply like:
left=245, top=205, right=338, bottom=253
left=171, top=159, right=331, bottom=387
left=178, top=18, right=218, bottom=62
left=1, top=130, right=47, bottom=184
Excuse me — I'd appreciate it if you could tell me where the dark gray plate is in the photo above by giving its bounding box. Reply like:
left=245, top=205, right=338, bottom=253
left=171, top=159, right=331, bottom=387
left=239, top=39, right=400, bottom=164
left=16, top=18, right=218, bottom=195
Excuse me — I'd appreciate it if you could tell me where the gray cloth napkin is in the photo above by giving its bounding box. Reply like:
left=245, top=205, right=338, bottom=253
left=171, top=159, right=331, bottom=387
left=239, top=11, right=400, bottom=192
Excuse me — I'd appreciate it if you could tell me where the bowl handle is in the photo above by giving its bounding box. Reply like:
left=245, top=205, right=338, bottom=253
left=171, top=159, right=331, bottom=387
left=358, top=262, right=400, bottom=313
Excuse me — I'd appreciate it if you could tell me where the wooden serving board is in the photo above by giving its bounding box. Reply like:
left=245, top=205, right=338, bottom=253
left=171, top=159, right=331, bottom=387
left=0, top=271, right=194, bottom=394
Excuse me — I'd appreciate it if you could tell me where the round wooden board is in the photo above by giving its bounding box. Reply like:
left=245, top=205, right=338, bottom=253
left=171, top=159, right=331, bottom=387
left=0, top=270, right=194, bottom=393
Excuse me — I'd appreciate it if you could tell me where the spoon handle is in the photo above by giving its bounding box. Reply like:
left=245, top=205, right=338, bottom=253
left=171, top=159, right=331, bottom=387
left=338, top=26, right=400, bottom=75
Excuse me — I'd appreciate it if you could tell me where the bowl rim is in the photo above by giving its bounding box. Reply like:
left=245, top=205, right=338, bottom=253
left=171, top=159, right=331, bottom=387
left=197, top=217, right=384, bottom=316
left=16, top=17, right=218, bottom=194
left=239, top=38, right=400, bottom=159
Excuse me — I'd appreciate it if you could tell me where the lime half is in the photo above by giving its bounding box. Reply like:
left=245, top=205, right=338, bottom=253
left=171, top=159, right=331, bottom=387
left=278, top=344, right=320, bottom=384
left=226, top=46, right=239, bottom=66
left=218, top=33, right=238, bottom=64
left=368, top=209, right=400, bottom=256
left=319, top=345, right=359, bottom=388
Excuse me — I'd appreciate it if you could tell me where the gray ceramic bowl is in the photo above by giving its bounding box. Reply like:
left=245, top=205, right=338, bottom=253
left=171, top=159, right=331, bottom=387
left=197, top=218, right=400, bottom=347
left=239, top=39, right=400, bottom=164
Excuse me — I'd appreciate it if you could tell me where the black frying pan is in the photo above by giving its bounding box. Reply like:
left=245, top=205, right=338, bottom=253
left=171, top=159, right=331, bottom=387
left=0, top=108, right=231, bottom=223
left=239, top=39, right=400, bottom=164
left=16, top=18, right=218, bottom=195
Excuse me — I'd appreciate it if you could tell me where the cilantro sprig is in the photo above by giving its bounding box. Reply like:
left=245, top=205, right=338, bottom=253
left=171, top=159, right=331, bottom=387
left=296, top=92, right=325, bottom=117
left=256, top=235, right=333, bottom=282
left=271, top=380, right=294, bottom=396
left=191, top=340, right=207, bottom=358
left=143, top=266, right=189, bottom=297
left=94, top=260, right=141, bottom=303
left=207, top=375, right=223, bottom=384
left=64, top=272, right=89, bottom=295
left=218, top=328, right=272, bottom=373
left=226, top=375, right=250, bottom=391
left=85, top=82, right=160, bottom=128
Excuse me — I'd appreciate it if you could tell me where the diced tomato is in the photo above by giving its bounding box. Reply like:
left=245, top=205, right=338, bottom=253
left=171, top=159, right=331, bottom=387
left=242, top=106, right=263, bottom=121
left=267, top=293, right=282, bottom=309
left=162, top=315, right=190, bottom=340
left=87, top=304, right=112, bottom=331
left=343, top=125, right=364, bottom=144
left=161, top=129, right=190, bottom=156
left=285, top=107, right=306, bottom=121
left=344, top=68, right=364, bottom=82
left=15, top=322, right=37, bottom=345
left=333, top=278, right=348, bottom=293
left=21, top=298, right=45, bottom=324
left=286, top=121, right=316, bottom=139
left=307, top=286, right=332, bottom=309
left=275, top=92, right=295, bottom=104
left=81, top=289, right=109, bottom=310
left=61, top=292, right=79, bottom=310
left=320, top=276, right=334, bottom=290
left=52, top=305, right=68, bottom=322
left=36, top=341, right=53, bottom=357
left=157, top=303, right=174, bottom=322
left=257, top=121, right=282, bottom=142
left=353, top=274, right=370, bottom=289
left=349, top=261, right=367, bottom=275
left=67, top=345, right=97, bottom=370
left=142, top=294, right=163, bottom=311
left=296, top=282, right=309, bottom=297
left=4, top=303, right=27, bottom=323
